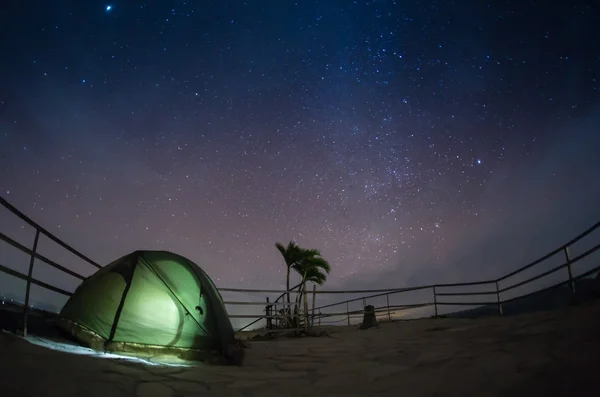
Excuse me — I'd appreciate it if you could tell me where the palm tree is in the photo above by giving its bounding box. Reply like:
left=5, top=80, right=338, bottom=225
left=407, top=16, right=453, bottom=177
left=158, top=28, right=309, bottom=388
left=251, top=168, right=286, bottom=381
left=293, top=255, right=331, bottom=330
left=275, top=241, right=319, bottom=306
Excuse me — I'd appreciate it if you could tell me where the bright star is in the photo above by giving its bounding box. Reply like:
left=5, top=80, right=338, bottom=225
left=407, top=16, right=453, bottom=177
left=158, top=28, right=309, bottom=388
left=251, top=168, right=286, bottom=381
left=105, top=5, right=112, bottom=12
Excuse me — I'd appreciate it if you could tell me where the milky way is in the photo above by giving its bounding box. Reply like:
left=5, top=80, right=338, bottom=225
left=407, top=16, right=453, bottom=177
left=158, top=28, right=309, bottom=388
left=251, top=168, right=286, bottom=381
left=1, top=1, right=599, bottom=312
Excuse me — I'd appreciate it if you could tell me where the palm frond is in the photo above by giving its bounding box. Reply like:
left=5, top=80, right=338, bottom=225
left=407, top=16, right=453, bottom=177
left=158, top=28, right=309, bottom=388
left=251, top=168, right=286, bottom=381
left=275, top=242, right=286, bottom=257
left=292, top=256, right=331, bottom=274
left=292, top=249, right=321, bottom=264
left=306, top=256, right=331, bottom=273
left=305, top=267, right=327, bottom=285
left=275, top=241, right=302, bottom=267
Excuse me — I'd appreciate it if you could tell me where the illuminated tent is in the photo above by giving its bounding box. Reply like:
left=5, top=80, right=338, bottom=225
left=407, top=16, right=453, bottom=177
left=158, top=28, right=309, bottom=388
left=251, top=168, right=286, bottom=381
left=57, top=250, right=240, bottom=363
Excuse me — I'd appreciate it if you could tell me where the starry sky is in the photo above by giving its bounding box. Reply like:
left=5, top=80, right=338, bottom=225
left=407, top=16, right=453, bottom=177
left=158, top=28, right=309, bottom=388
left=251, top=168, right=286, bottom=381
left=1, top=1, right=600, bottom=313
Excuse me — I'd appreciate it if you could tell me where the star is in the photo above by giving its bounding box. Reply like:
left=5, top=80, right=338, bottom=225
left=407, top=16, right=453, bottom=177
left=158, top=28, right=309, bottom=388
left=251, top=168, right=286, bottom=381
left=0, top=0, right=599, bottom=328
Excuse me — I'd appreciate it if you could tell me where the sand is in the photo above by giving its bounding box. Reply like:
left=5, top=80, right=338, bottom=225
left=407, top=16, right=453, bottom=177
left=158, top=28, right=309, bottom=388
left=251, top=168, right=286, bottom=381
left=1, top=300, right=599, bottom=397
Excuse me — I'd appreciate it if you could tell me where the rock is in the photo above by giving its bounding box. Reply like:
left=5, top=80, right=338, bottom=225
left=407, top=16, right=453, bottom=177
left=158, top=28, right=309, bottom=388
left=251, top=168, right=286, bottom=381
left=359, top=305, right=379, bottom=330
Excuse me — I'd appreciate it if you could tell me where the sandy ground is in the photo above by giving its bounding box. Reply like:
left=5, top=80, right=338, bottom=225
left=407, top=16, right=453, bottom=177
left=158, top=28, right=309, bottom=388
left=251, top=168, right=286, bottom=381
left=1, top=300, right=600, bottom=397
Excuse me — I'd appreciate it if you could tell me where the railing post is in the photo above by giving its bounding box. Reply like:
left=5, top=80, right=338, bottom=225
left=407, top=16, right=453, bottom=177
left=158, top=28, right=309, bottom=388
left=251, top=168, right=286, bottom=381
left=386, top=293, right=391, bottom=321
left=311, top=284, right=316, bottom=328
left=433, top=286, right=438, bottom=317
left=318, top=309, right=321, bottom=327
left=495, top=281, right=503, bottom=316
left=564, top=247, right=576, bottom=297
left=346, top=301, right=350, bottom=326
left=23, top=229, right=41, bottom=337
left=266, top=297, right=272, bottom=330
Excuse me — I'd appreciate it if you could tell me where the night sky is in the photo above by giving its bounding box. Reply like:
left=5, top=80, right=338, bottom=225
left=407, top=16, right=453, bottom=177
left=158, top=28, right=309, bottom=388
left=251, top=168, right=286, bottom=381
left=1, top=1, right=600, bottom=312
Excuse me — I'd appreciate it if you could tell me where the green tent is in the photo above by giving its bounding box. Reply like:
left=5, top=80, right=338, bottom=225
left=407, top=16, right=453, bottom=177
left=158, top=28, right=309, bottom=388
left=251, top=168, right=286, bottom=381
left=57, top=250, right=241, bottom=363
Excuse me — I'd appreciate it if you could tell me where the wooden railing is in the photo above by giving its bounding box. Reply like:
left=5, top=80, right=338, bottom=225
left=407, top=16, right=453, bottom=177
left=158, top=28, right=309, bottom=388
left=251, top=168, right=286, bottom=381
left=1, top=194, right=600, bottom=335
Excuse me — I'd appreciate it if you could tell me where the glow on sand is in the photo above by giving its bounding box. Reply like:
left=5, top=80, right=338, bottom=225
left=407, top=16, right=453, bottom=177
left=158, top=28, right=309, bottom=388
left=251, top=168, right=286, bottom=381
left=20, top=334, right=193, bottom=367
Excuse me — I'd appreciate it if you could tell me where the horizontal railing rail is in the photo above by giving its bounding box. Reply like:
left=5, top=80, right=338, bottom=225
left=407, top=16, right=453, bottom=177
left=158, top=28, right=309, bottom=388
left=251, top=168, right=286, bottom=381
left=1, top=194, right=600, bottom=334
left=0, top=232, right=87, bottom=282
left=0, top=196, right=104, bottom=335
left=0, top=262, right=72, bottom=297
left=309, top=221, right=600, bottom=322
left=497, top=220, right=600, bottom=282
left=0, top=197, right=101, bottom=269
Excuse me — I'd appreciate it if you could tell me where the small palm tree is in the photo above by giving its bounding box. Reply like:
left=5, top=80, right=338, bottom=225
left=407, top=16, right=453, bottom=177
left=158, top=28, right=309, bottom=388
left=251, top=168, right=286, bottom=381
left=293, top=255, right=331, bottom=330
left=275, top=241, right=319, bottom=305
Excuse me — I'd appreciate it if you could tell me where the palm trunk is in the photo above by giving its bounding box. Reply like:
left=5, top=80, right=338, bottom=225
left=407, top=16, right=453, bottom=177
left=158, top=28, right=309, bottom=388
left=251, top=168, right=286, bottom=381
left=286, top=266, right=292, bottom=327
left=286, top=266, right=291, bottom=304
left=293, top=276, right=307, bottom=329
left=303, top=282, right=309, bottom=331
left=293, top=289, right=302, bottom=328
left=300, top=271, right=309, bottom=331
left=295, top=285, right=302, bottom=328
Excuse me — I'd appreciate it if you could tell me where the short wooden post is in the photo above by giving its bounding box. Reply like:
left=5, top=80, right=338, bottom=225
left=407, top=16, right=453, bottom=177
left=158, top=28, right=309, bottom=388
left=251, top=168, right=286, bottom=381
left=311, top=284, right=316, bottom=328
left=266, top=297, right=272, bottom=330
left=564, top=247, right=576, bottom=297
left=495, top=281, right=503, bottom=316
left=23, top=230, right=41, bottom=337
left=386, top=294, right=391, bottom=321
left=346, top=301, right=350, bottom=326
left=433, top=286, right=438, bottom=317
